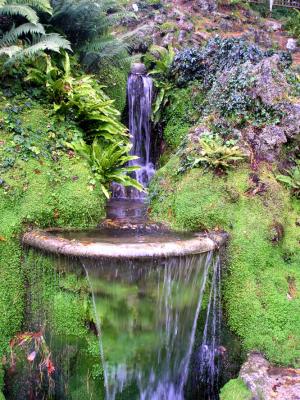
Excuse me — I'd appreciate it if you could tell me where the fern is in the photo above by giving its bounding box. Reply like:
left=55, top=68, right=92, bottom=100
left=4, top=33, right=71, bottom=64
left=0, top=23, right=45, bottom=46
left=0, top=45, right=21, bottom=56
left=5, top=0, right=52, bottom=13
left=0, top=5, right=39, bottom=23
left=50, top=0, right=128, bottom=70
left=70, top=138, right=143, bottom=198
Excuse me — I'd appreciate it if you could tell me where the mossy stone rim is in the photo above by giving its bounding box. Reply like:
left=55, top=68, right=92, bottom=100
left=22, top=230, right=228, bottom=259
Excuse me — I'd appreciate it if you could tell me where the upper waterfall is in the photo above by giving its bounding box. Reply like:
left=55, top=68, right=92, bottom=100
left=113, top=63, right=155, bottom=200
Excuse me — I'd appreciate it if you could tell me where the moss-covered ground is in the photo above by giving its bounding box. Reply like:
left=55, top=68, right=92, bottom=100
left=150, top=158, right=300, bottom=367
left=219, top=377, right=252, bottom=400
left=0, top=92, right=105, bottom=392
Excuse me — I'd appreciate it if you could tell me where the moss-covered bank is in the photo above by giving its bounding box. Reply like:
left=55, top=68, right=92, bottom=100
left=0, top=96, right=105, bottom=392
left=149, top=157, right=300, bottom=367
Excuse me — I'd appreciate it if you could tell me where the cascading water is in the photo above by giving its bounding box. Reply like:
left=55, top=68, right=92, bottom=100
left=113, top=63, right=155, bottom=200
left=80, top=252, right=222, bottom=400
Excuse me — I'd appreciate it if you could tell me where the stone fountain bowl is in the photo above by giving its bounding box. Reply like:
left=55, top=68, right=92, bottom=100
left=22, top=228, right=228, bottom=259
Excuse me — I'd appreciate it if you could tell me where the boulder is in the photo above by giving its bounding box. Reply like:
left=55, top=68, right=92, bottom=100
left=244, top=125, right=287, bottom=162
left=240, top=352, right=300, bottom=400
left=193, top=0, right=217, bottom=13
left=278, top=102, right=300, bottom=139
left=188, top=124, right=212, bottom=143
left=286, top=38, right=297, bottom=52
left=250, top=55, right=289, bottom=107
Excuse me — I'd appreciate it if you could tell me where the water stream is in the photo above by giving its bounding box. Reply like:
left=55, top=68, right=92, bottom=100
left=80, top=252, right=221, bottom=400
left=113, top=65, right=155, bottom=200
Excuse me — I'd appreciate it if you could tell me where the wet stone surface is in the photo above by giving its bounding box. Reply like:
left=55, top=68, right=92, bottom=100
left=240, top=352, right=300, bottom=400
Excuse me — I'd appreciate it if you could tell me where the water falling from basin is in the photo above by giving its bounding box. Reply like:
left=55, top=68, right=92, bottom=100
left=80, top=252, right=221, bottom=400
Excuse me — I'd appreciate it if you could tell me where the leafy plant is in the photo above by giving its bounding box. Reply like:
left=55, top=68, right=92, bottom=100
left=143, top=45, right=175, bottom=124
left=179, top=134, right=246, bottom=173
left=0, top=0, right=71, bottom=65
left=70, top=139, right=143, bottom=198
left=26, top=52, right=127, bottom=142
left=277, top=161, right=300, bottom=198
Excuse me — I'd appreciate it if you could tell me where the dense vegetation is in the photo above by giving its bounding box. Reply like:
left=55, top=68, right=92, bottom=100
left=1, top=0, right=300, bottom=398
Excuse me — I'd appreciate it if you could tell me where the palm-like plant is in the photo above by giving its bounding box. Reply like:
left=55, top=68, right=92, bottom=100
left=0, top=0, right=71, bottom=64
left=50, top=0, right=129, bottom=71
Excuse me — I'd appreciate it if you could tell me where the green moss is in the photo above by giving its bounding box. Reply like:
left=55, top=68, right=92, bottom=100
left=220, top=378, right=252, bottom=400
left=97, top=64, right=130, bottom=114
left=0, top=99, right=105, bottom=360
left=162, top=84, right=205, bottom=149
left=150, top=159, right=300, bottom=366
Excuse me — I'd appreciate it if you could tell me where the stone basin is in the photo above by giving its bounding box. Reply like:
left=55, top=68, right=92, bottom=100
left=22, top=228, right=228, bottom=259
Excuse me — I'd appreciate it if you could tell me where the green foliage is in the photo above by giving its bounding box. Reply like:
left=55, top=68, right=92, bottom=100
left=150, top=161, right=300, bottom=366
left=26, top=53, right=127, bottom=142
left=285, top=9, right=300, bottom=41
left=277, top=161, right=300, bottom=198
left=70, top=139, right=143, bottom=198
left=50, top=0, right=129, bottom=71
left=0, top=95, right=82, bottom=170
left=178, top=135, right=245, bottom=173
left=220, top=378, right=252, bottom=400
left=143, top=45, right=175, bottom=124
left=0, top=0, right=71, bottom=65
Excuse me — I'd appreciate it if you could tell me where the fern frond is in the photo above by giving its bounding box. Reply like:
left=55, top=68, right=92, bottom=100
left=0, top=5, right=39, bottom=23
left=5, top=33, right=71, bottom=64
left=5, top=0, right=52, bottom=13
left=0, top=44, right=22, bottom=56
left=0, top=23, right=45, bottom=46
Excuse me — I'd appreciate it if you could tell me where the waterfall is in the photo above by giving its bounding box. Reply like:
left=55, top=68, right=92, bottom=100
left=81, top=252, right=222, bottom=400
left=113, top=64, right=155, bottom=200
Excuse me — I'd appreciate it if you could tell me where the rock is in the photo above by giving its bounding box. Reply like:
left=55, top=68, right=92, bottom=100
left=178, top=17, right=194, bottom=32
left=154, top=14, right=166, bottom=24
left=162, top=32, right=174, bottom=47
left=244, top=125, right=287, bottom=162
left=265, top=20, right=282, bottom=32
left=286, top=38, right=297, bottom=52
left=178, top=30, right=187, bottom=44
left=250, top=55, right=289, bottom=107
left=126, top=25, right=155, bottom=53
left=193, top=0, right=217, bottom=13
left=188, top=125, right=212, bottom=143
left=191, top=31, right=209, bottom=44
left=240, top=352, right=300, bottom=400
left=219, top=18, right=234, bottom=32
left=278, top=102, right=300, bottom=139
left=253, top=29, right=273, bottom=48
